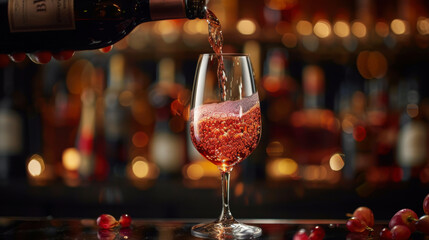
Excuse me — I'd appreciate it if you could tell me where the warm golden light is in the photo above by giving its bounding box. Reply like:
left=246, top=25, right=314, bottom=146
left=313, top=20, right=331, bottom=38
left=351, top=22, right=367, bottom=38
left=267, top=158, right=298, bottom=178
left=236, top=19, right=257, bottom=35
left=391, top=19, right=407, bottom=35
left=333, top=21, right=350, bottom=37
left=132, top=157, right=149, bottom=178
left=62, top=148, right=81, bottom=171
left=27, top=154, right=45, bottom=177
left=187, top=163, right=204, bottom=180
left=417, top=17, right=429, bottom=35
left=278, top=158, right=298, bottom=175
left=329, top=153, right=345, bottom=171
left=296, top=20, right=313, bottom=36
left=375, top=21, right=389, bottom=37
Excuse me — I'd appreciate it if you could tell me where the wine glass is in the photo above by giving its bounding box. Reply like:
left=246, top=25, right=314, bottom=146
left=189, top=53, right=262, bottom=239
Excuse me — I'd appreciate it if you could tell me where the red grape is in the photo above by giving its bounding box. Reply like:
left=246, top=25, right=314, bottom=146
left=293, top=228, right=309, bottom=240
left=99, top=45, right=113, bottom=53
left=96, top=214, right=118, bottom=229
left=346, top=217, right=367, bottom=233
left=391, top=225, right=411, bottom=240
left=119, top=214, right=132, bottom=228
left=424, top=194, right=429, bottom=215
left=380, top=228, right=392, bottom=240
left=353, top=206, right=374, bottom=227
left=8, top=53, right=26, bottom=62
left=388, top=209, right=418, bottom=232
left=27, top=51, right=52, bottom=64
left=415, top=215, right=429, bottom=234
left=309, top=226, right=325, bottom=240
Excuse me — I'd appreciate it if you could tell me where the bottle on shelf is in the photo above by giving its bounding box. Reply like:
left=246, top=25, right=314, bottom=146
left=0, top=66, right=24, bottom=180
left=1, top=0, right=207, bottom=53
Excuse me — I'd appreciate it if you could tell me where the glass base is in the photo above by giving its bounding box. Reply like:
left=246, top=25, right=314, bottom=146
left=191, top=220, right=262, bottom=239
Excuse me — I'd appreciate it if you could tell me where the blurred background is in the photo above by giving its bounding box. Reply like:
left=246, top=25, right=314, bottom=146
left=1, top=0, right=429, bottom=221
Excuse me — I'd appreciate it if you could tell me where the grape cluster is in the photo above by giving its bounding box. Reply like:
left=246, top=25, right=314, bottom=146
left=293, top=226, right=325, bottom=240
left=346, top=193, right=429, bottom=240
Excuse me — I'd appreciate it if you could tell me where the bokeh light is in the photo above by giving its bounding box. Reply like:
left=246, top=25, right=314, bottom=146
left=313, top=20, right=331, bottom=38
left=391, top=19, right=407, bottom=35
left=351, top=21, right=367, bottom=38
left=236, top=19, right=257, bottom=35
left=27, top=154, right=45, bottom=177
left=132, top=157, right=149, bottom=178
left=333, top=21, right=350, bottom=38
left=329, top=154, right=345, bottom=171
left=62, top=148, right=81, bottom=171
left=296, top=20, right=313, bottom=36
left=417, top=17, right=429, bottom=35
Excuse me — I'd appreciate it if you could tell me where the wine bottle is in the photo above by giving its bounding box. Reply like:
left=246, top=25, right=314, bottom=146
left=0, top=0, right=207, bottom=53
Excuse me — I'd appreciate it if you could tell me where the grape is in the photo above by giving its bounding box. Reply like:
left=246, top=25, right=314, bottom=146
left=391, top=225, right=411, bottom=240
left=8, top=53, right=26, bottom=62
left=119, top=214, right=132, bottom=228
left=353, top=207, right=374, bottom=227
left=27, top=51, right=52, bottom=64
left=388, top=209, right=418, bottom=232
left=99, top=45, right=113, bottom=53
left=424, top=194, right=429, bottom=215
left=346, top=217, right=366, bottom=233
left=309, top=226, right=325, bottom=240
left=96, top=214, right=118, bottom=229
left=380, top=228, right=392, bottom=240
left=415, top=215, right=429, bottom=234
left=293, top=228, right=309, bottom=240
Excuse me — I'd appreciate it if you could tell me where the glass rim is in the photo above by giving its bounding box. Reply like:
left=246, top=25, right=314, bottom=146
left=200, top=53, right=249, bottom=57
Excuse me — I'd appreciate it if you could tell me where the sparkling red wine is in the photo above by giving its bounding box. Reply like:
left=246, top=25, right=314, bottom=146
left=0, top=0, right=206, bottom=53
left=206, top=9, right=227, bottom=101
left=190, top=93, right=261, bottom=169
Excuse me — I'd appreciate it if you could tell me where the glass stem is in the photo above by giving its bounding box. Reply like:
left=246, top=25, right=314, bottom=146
left=218, top=170, right=235, bottom=223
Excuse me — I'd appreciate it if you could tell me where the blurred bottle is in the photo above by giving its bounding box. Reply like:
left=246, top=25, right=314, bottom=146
left=76, top=88, right=97, bottom=179
left=104, top=54, right=130, bottom=178
left=0, top=66, right=24, bottom=180
left=291, top=65, right=340, bottom=167
left=397, top=78, right=427, bottom=180
left=336, top=67, right=366, bottom=179
left=1, top=0, right=207, bottom=53
left=149, top=58, right=185, bottom=178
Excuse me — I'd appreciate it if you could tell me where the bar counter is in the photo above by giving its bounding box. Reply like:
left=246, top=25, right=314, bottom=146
left=1, top=217, right=428, bottom=239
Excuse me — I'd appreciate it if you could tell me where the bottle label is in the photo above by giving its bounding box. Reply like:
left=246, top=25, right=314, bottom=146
left=8, top=0, right=75, bottom=32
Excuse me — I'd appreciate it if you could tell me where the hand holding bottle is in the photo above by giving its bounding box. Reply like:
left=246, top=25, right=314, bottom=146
left=0, top=46, right=113, bottom=66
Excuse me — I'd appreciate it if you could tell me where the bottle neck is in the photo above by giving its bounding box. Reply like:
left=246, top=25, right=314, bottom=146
left=142, top=0, right=206, bottom=21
